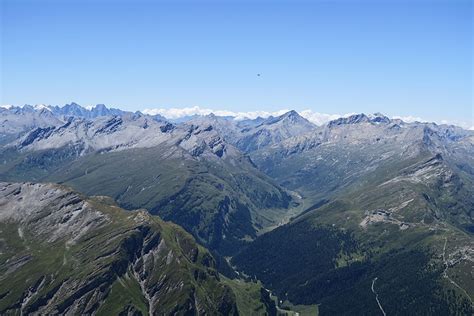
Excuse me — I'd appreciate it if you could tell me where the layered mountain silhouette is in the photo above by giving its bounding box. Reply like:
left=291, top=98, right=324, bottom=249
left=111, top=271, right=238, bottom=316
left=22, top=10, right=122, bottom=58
left=1, top=103, right=472, bottom=315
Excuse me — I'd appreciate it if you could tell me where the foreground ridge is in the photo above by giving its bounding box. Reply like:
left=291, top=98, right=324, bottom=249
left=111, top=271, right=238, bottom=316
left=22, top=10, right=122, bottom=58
left=0, top=182, right=238, bottom=315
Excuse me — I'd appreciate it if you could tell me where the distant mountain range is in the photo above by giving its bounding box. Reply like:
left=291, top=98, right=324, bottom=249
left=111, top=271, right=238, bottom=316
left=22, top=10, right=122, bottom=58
left=2, top=103, right=131, bottom=119
left=4, top=102, right=472, bottom=128
left=0, top=103, right=473, bottom=315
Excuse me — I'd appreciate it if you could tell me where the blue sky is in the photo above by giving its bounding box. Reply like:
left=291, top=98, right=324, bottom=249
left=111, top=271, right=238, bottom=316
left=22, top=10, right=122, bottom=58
left=1, top=0, right=472, bottom=125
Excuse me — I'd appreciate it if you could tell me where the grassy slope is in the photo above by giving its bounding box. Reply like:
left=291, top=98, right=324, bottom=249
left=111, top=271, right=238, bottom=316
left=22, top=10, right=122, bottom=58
left=221, top=277, right=270, bottom=315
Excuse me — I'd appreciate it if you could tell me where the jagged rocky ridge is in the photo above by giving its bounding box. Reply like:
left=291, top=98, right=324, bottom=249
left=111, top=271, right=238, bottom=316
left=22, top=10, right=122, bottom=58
left=187, top=110, right=316, bottom=153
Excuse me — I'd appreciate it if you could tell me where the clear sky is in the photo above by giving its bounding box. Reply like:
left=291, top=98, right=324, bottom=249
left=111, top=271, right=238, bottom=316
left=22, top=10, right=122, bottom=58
left=1, top=0, right=472, bottom=125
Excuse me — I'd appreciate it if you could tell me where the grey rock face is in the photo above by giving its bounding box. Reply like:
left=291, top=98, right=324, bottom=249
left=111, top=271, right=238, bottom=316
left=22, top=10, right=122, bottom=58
left=0, top=106, right=63, bottom=141
left=187, top=110, right=317, bottom=153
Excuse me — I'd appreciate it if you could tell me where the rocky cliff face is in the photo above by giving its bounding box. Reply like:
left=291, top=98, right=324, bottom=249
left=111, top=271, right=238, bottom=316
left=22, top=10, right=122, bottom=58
left=10, top=112, right=244, bottom=162
left=0, top=182, right=238, bottom=315
left=0, top=106, right=63, bottom=144
left=234, top=110, right=316, bottom=153
left=187, top=110, right=316, bottom=153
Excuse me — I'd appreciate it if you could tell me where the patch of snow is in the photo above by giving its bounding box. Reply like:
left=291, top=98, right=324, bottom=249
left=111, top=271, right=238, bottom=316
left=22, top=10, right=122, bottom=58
left=17, top=227, right=24, bottom=239
left=33, top=104, right=52, bottom=112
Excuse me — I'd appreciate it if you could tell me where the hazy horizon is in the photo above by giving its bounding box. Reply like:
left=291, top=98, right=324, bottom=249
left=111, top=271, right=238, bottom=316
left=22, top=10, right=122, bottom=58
left=2, top=102, right=472, bottom=129
left=1, top=0, right=472, bottom=127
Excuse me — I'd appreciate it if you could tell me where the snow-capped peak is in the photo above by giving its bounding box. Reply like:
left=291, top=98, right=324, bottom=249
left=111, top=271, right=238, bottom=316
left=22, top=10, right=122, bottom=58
left=33, top=104, right=52, bottom=112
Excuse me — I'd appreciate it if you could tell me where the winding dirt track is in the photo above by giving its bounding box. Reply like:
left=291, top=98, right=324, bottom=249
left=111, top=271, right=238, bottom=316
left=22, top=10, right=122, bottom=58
left=371, top=277, right=386, bottom=316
